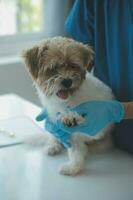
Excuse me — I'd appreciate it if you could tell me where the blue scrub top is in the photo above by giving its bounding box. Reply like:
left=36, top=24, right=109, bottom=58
left=65, top=0, right=133, bottom=153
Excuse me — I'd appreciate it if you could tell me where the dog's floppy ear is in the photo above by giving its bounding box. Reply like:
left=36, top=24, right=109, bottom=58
left=82, top=45, right=94, bottom=71
left=77, top=43, right=94, bottom=71
left=22, top=45, right=40, bottom=80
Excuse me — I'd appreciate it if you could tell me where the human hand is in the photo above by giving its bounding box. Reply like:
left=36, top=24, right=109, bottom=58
left=35, top=100, right=125, bottom=148
left=56, top=100, right=125, bottom=136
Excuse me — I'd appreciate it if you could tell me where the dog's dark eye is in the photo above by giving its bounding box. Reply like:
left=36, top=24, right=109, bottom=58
left=52, top=63, right=60, bottom=69
left=49, top=64, right=57, bottom=72
left=45, top=68, right=57, bottom=78
left=70, top=64, right=80, bottom=69
left=51, top=64, right=60, bottom=72
left=51, top=68, right=58, bottom=74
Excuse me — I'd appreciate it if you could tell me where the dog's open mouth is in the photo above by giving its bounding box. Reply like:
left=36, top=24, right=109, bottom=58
left=56, top=89, right=69, bottom=100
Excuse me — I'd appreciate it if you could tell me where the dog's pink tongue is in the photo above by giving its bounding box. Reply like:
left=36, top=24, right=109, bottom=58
left=57, top=90, right=68, bottom=100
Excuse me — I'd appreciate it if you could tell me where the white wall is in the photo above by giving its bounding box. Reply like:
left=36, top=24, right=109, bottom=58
left=0, top=61, right=41, bottom=106
left=43, top=0, right=70, bottom=37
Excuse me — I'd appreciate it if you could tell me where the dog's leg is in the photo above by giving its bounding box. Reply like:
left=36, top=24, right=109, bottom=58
left=60, top=112, right=84, bottom=127
left=59, top=134, right=88, bottom=176
left=44, top=133, right=63, bottom=156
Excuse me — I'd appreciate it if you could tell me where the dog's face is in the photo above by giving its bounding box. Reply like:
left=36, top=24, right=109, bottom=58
left=23, top=37, right=93, bottom=101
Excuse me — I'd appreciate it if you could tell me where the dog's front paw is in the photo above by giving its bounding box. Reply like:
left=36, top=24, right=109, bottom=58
left=59, top=162, right=82, bottom=176
left=60, top=112, right=84, bottom=127
left=44, top=143, right=62, bottom=156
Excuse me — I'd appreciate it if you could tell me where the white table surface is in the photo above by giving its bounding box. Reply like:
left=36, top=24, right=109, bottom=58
left=0, top=94, right=133, bottom=200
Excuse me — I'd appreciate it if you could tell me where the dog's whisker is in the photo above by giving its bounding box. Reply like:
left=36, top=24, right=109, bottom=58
left=44, top=77, right=58, bottom=95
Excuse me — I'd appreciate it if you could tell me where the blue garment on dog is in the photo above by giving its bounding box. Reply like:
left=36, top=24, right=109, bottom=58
left=36, top=109, right=72, bottom=148
left=36, top=100, right=125, bottom=149
left=65, top=0, right=133, bottom=153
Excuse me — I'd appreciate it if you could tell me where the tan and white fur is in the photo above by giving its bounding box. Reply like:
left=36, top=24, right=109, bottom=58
left=22, top=37, right=114, bottom=176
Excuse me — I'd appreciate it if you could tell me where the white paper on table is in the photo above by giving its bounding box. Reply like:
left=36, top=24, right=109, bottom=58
left=0, top=116, right=44, bottom=147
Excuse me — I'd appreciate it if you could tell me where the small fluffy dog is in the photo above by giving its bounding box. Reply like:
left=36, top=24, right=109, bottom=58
left=23, top=37, right=114, bottom=176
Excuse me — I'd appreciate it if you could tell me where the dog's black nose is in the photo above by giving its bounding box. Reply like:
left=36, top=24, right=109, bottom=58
left=61, top=79, right=72, bottom=88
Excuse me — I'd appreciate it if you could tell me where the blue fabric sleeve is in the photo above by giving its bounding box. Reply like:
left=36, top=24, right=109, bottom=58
left=65, top=0, right=94, bottom=46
